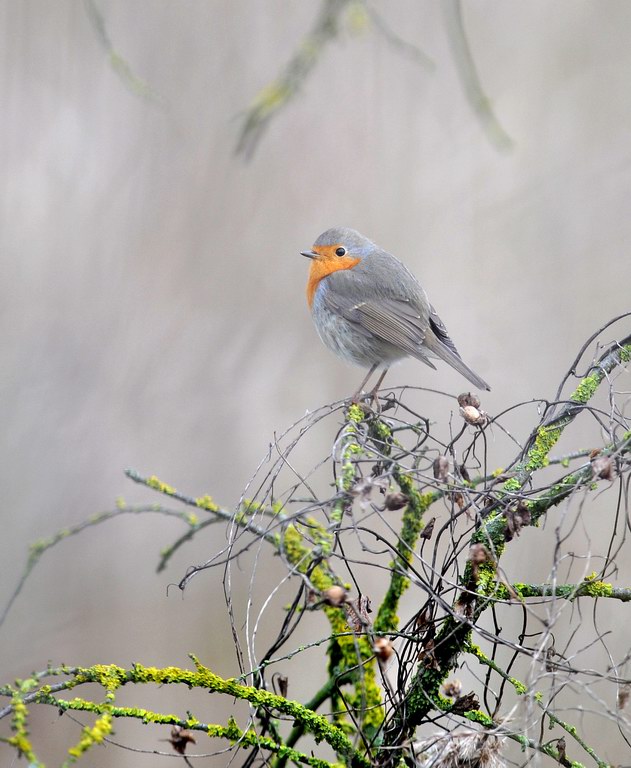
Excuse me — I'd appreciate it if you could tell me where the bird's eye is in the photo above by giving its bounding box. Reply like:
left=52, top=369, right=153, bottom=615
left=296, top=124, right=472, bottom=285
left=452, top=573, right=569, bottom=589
left=335, top=247, right=347, bottom=257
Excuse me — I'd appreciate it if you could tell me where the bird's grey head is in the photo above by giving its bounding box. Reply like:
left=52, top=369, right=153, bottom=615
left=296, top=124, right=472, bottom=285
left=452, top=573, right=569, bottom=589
left=313, top=227, right=376, bottom=258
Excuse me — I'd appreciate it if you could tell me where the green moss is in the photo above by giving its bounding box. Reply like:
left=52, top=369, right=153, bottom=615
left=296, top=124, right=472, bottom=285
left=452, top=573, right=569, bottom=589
left=475, top=561, right=500, bottom=597
left=146, top=475, right=176, bottom=496
left=195, top=495, right=218, bottom=512
left=374, top=474, right=435, bottom=634
left=66, top=712, right=113, bottom=758
left=502, top=477, right=521, bottom=492
left=38, top=661, right=367, bottom=765
left=525, top=425, right=560, bottom=472
left=253, top=83, right=291, bottom=115
left=571, top=375, right=600, bottom=404
left=581, top=573, right=613, bottom=598
left=462, top=709, right=493, bottom=726
left=278, top=522, right=384, bottom=732
left=346, top=403, right=365, bottom=423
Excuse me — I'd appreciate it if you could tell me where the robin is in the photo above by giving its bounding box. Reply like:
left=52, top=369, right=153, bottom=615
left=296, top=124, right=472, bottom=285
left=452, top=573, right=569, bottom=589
left=301, top=227, right=490, bottom=398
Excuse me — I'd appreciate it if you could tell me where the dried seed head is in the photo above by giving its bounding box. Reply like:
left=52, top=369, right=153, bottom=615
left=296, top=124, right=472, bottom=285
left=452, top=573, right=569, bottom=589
left=273, top=673, right=288, bottom=698
left=451, top=691, right=480, bottom=714
left=322, top=586, right=347, bottom=607
left=453, top=491, right=465, bottom=510
left=373, top=636, right=393, bottom=661
left=458, top=392, right=481, bottom=409
left=556, top=737, right=567, bottom=762
left=617, top=684, right=631, bottom=710
left=414, top=606, right=432, bottom=632
left=442, top=679, right=462, bottom=698
left=384, top=491, right=408, bottom=510
left=413, top=729, right=506, bottom=768
left=168, top=726, right=196, bottom=754
left=545, top=646, right=557, bottom=672
left=345, top=595, right=372, bottom=633
left=418, top=638, right=440, bottom=670
left=433, top=455, right=450, bottom=481
left=591, top=455, right=614, bottom=481
left=420, top=517, right=436, bottom=540
left=458, top=463, right=471, bottom=483
left=454, top=593, right=475, bottom=619
left=504, top=502, right=531, bottom=541
left=460, top=405, right=487, bottom=426
left=469, top=543, right=491, bottom=565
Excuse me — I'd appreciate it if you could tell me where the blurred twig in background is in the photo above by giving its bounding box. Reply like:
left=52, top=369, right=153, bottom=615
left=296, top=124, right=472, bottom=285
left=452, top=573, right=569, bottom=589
left=84, top=0, right=163, bottom=105
left=442, top=0, right=513, bottom=150
left=237, top=0, right=510, bottom=158
left=236, top=0, right=354, bottom=159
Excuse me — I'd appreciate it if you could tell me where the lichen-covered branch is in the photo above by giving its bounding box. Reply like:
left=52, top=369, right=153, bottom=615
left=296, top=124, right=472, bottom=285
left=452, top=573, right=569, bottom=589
left=1, top=660, right=370, bottom=768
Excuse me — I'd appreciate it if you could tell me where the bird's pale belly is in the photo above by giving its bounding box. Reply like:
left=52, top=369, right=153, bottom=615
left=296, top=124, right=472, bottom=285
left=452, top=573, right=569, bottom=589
left=311, top=301, right=404, bottom=368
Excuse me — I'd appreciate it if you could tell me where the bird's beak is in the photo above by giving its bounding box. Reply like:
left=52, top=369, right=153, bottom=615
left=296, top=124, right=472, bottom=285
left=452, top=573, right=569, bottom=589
left=300, top=249, right=318, bottom=259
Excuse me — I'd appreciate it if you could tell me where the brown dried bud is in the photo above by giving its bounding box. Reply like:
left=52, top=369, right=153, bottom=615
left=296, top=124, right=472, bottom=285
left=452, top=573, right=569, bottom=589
left=453, top=491, right=465, bottom=510
left=273, top=673, right=288, bottom=698
left=469, top=543, right=491, bottom=565
left=545, top=646, right=557, bottom=672
left=556, top=737, right=567, bottom=762
left=418, top=638, right=440, bottom=669
left=414, top=605, right=433, bottom=632
left=591, top=455, right=614, bottom=481
left=451, top=691, right=480, bottom=714
left=458, top=464, right=471, bottom=483
left=432, top=455, right=450, bottom=481
left=617, top=684, right=631, bottom=710
left=454, top=593, right=475, bottom=619
left=458, top=392, right=481, bottom=409
left=168, top=726, right=196, bottom=754
left=442, top=679, right=462, bottom=698
left=384, top=491, right=408, bottom=510
left=345, top=595, right=372, bottom=633
left=420, top=517, right=436, bottom=540
left=460, top=405, right=487, bottom=426
left=505, top=501, right=531, bottom=541
left=322, top=586, right=347, bottom=607
left=373, top=636, right=394, bottom=661
left=518, top=502, right=532, bottom=526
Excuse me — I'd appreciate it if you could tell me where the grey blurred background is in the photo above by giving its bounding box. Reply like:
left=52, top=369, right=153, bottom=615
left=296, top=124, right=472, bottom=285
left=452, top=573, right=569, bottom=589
left=1, top=1, right=631, bottom=764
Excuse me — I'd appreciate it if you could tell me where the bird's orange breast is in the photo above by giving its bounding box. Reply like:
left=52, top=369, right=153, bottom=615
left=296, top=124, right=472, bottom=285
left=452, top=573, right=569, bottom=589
left=306, top=250, right=360, bottom=308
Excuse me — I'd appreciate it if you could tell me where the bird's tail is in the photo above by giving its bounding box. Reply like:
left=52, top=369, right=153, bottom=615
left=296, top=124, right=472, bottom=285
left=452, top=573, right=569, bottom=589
left=422, top=331, right=491, bottom=392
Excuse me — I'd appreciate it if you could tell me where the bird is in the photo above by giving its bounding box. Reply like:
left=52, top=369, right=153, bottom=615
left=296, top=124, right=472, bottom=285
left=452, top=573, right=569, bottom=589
left=301, top=227, right=490, bottom=399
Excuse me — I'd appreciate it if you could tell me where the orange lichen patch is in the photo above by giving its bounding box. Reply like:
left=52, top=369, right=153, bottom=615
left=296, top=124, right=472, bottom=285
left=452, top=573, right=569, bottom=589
left=306, top=245, right=360, bottom=307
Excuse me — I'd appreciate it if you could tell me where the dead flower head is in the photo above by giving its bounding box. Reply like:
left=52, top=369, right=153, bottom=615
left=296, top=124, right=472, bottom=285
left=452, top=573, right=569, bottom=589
left=413, top=729, right=506, bottom=768
left=167, top=725, right=196, bottom=755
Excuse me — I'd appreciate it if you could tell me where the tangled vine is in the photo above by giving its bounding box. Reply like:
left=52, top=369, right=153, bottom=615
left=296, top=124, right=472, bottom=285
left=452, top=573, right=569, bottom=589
left=2, top=316, right=631, bottom=767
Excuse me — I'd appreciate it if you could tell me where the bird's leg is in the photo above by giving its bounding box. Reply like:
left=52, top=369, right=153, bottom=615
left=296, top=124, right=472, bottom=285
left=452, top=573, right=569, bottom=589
left=351, top=363, right=379, bottom=403
left=368, top=367, right=390, bottom=405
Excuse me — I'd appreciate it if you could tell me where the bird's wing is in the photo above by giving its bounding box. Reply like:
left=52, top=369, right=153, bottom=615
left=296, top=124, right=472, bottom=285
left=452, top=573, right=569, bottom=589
left=320, top=272, right=436, bottom=366
left=427, top=304, right=461, bottom=358
left=322, top=268, right=491, bottom=391
left=352, top=299, right=436, bottom=366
